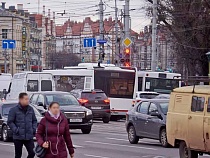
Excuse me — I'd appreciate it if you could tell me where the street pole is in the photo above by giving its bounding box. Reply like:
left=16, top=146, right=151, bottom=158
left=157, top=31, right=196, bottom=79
left=115, top=0, right=119, bottom=66
left=98, top=0, right=104, bottom=67
left=151, top=0, right=157, bottom=71
left=124, top=0, right=130, bottom=38
left=12, top=16, right=14, bottom=75
left=3, top=49, right=7, bottom=73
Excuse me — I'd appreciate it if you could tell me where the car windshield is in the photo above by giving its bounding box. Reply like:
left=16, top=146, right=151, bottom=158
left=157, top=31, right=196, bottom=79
left=81, top=92, right=107, bottom=100
left=46, top=94, right=79, bottom=106
left=139, top=93, right=159, bottom=99
left=2, top=104, right=16, bottom=116
left=157, top=102, right=169, bottom=115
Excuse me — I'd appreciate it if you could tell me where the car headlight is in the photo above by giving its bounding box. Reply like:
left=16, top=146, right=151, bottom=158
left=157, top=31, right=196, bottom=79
left=86, top=110, right=92, bottom=116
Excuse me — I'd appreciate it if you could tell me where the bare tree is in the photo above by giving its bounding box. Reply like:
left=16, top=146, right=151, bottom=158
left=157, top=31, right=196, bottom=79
left=147, top=0, right=210, bottom=76
left=49, top=51, right=81, bottom=69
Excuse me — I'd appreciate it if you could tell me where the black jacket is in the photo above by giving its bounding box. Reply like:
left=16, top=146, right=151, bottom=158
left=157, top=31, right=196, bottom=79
left=7, top=104, right=37, bottom=140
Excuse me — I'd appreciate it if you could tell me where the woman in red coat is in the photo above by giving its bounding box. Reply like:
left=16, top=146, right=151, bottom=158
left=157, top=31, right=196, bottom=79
left=36, top=102, right=74, bottom=158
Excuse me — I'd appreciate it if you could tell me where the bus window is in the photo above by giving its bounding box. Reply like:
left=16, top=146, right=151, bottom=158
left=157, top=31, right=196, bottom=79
left=94, top=70, right=135, bottom=99
left=27, top=80, right=39, bottom=92
left=138, top=77, right=143, bottom=91
left=41, top=80, right=52, bottom=91
left=145, top=77, right=179, bottom=94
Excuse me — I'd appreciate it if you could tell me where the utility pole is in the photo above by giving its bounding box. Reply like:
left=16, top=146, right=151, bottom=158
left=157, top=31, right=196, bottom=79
left=124, top=0, right=130, bottom=38
left=151, top=0, right=157, bottom=71
left=115, top=0, right=119, bottom=66
left=3, top=50, right=7, bottom=73
left=12, top=16, right=14, bottom=75
left=98, top=0, right=104, bottom=67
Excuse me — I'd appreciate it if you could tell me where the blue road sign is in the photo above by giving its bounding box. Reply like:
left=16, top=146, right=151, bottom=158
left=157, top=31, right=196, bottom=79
left=2, top=40, right=16, bottom=49
left=97, top=39, right=107, bottom=44
left=83, top=38, right=96, bottom=48
left=107, top=60, right=110, bottom=64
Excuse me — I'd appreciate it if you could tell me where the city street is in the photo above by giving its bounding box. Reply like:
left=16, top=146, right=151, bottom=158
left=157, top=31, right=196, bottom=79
left=0, top=120, right=208, bottom=158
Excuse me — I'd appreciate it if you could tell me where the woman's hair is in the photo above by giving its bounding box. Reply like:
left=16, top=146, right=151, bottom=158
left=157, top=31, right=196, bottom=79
left=48, top=102, right=60, bottom=109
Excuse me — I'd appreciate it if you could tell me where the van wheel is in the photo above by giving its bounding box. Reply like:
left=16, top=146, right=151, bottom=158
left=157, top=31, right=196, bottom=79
left=128, top=125, right=139, bottom=144
left=160, top=128, right=170, bottom=148
left=179, top=141, right=198, bottom=158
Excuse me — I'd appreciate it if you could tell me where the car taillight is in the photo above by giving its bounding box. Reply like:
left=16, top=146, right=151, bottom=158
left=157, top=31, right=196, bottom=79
left=79, top=99, right=89, bottom=104
left=104, top=99, right=110, bottom=104
left=137, top=100, right=141, bottom=102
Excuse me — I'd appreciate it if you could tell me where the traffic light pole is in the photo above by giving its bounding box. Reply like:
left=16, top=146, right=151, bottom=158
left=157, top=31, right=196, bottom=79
left=98, top=0, right=104, bottom=67
left=115, top=0, right=119, bottom=66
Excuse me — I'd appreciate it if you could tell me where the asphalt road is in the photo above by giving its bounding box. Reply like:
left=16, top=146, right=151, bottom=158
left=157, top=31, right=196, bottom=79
left=0, top=120, right=209, bottom=158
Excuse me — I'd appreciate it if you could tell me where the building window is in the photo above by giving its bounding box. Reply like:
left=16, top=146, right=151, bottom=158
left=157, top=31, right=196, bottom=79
left=2, top=29, right=8, bottom=39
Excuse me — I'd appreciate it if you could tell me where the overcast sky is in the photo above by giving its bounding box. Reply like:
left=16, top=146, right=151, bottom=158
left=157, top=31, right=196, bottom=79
left=6, top=0, right=151, bottom=33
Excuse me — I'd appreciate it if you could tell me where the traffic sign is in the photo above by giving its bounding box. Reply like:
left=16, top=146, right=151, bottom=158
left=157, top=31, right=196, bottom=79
left=123, top=37, right=132, bottom=47
left=120, top=58, right=125, bottom=63
left=2, top=40, right=16, bottom=49
left=97, top=39, right=107, bottom=44
left=83, top=38, right=96, bottom=48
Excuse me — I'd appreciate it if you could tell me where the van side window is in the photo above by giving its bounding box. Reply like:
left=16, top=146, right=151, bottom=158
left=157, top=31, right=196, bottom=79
left=41, top=80, right=52, bottom=91
left=207, top=98, right=210, bottom=112
left=191, top=96, right=205, bottom=112
left=27, top=80, right=38, bottom=92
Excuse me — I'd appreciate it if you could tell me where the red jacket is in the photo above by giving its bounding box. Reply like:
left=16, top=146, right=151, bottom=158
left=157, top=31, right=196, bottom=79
left=36, top=112, right=74, bottom=158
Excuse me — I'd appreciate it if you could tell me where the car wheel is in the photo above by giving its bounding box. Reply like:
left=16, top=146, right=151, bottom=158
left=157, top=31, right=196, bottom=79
left=128, top=125, right=139, bottom=144
left=2, top=126, right=9, bottom=142
left=81, top=127, right=92, bottom=134
left=160, top=128, right=170, bottom=148
left=179, top=141, right=198, bottom=158
left=102, top=117, right=110, bottom=123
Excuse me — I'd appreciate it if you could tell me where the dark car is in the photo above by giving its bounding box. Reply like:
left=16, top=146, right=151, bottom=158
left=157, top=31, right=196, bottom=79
left=70, top=89, right=111, bottom=123
left=0, top=101, right=43, bottom=142
left=125, top=99, right=170, bottom=147
left=30, top=91, right=93, bottom=134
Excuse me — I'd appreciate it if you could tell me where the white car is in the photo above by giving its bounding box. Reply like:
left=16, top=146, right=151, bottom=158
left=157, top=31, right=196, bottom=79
left=133, top=91, right=159, bottom=104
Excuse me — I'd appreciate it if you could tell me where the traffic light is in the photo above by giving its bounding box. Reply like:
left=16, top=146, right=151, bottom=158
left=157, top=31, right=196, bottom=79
left=124, top=47, right=131, bottom=67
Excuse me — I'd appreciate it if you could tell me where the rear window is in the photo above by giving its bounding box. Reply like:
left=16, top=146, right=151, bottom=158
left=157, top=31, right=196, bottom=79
left=139, top=93, right=159, bottom=99
left=41, top=80, right=52, bottom=91
left=2, top=104, right=16, bottom=116
left=81, top=92, right=107, bottom=100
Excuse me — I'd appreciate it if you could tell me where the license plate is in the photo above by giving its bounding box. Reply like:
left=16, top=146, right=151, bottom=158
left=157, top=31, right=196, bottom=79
left=91, top=107, right=102, bottom=109
left=69, top=119, right=82, bottom=122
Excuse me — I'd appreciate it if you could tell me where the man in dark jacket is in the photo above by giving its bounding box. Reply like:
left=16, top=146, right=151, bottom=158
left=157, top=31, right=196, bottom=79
left=8, top=93, right=37, bottom=158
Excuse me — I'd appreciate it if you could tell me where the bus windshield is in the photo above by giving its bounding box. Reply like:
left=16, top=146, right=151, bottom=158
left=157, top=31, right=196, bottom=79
left=144, top=77, right=179, bottom=94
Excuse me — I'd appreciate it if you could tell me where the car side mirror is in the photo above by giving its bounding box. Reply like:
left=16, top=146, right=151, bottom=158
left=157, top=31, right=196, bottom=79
left=40, top=111, right=46, bottom=116
left=151, top=112, right=162, bottom=119
left=3, top=89, right=7, bottom=95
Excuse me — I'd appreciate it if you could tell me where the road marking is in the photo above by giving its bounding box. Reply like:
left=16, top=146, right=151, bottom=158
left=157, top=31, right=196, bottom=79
left=106, top=137, right=128, bottom=142
left=0, top=143, right=14, bottom=147
left=74, top=145, right=83, bottom=148
left=84, top=154, right=110, bottom=158
left=92, top=131, right=127, bottom=136
left=106, top=137, right=159, bottom=145
left=85, top=141, right=157, bottom=151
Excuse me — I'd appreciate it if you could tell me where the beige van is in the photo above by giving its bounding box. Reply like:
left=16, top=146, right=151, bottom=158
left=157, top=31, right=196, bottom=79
left=167, top=85, right=210, bottom=158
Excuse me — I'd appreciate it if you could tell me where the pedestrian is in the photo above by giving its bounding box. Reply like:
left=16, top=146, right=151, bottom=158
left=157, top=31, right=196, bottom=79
left=36, top=102, right=74, bottom=158
left=7, top=92, right=37, bottom=158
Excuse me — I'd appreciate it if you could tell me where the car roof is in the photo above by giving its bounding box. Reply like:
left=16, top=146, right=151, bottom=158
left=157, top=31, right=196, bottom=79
left=140, top=98, right=169, bottom=102
left=32, top=91, right=71, bottom=95
left=136, top=91, right=159, bottom=94
left=173, top=85, right=210, bottom=94
left=71, top=89, right=104, bottom=93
